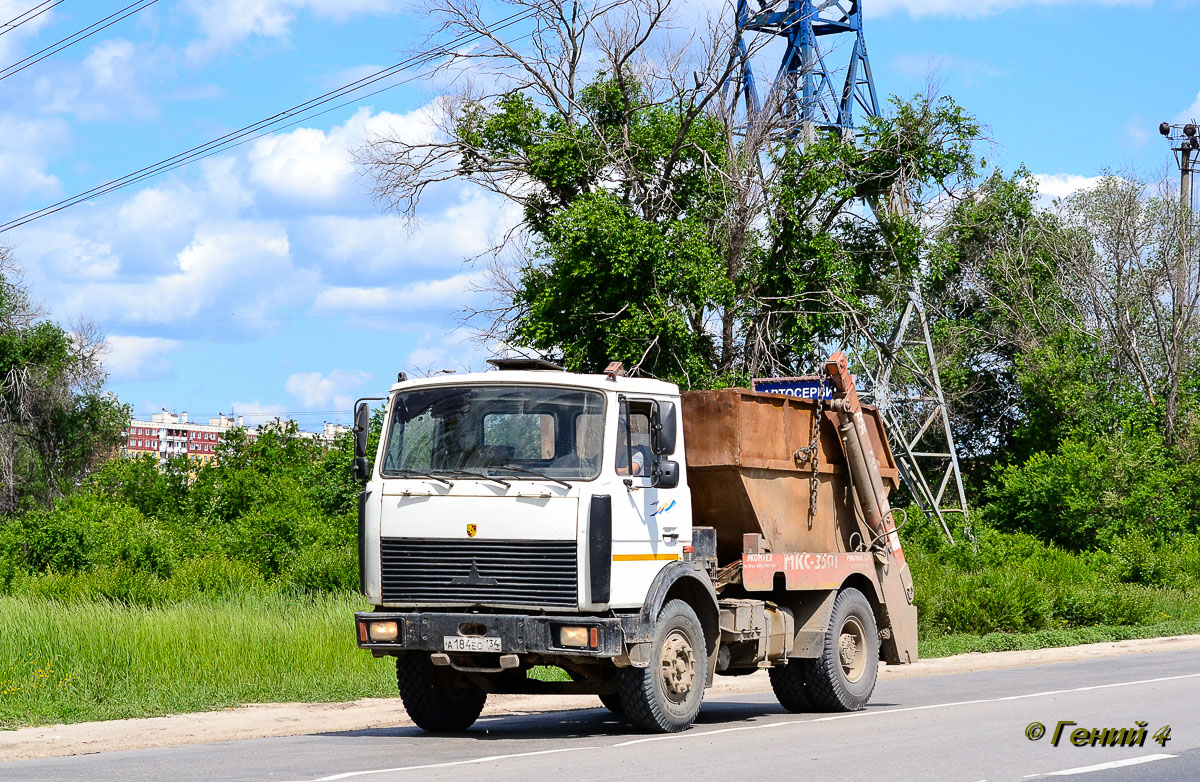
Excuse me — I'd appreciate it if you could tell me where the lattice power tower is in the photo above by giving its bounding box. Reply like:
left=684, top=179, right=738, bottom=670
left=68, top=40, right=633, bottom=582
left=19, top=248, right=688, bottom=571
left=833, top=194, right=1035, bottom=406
left=729, top=1, right=969, bottom=540
left=729, top=0, right=878, bottom=134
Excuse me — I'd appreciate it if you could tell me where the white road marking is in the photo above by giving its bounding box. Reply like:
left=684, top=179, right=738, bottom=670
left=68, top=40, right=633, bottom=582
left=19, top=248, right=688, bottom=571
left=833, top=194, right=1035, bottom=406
left=1041, top=753, right=1177, bottom=776
left=286, top=672, right=1200, bottom=782
left=294, top=747, right=600, bottom=781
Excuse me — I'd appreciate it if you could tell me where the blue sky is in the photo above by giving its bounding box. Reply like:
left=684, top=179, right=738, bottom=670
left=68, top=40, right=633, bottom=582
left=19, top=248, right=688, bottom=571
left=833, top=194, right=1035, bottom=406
left=0, top=0, right=1196, bottom=429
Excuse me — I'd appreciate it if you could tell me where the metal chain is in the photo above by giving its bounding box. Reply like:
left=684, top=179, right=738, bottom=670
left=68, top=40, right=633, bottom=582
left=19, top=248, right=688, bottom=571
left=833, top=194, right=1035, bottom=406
left=794, top=368, right=827, bottom=530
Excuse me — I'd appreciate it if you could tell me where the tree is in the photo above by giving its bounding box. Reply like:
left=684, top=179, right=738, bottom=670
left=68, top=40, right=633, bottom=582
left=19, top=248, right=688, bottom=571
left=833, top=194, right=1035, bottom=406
left=359, top=0, right=983, bottom=386
left=0, top=249, right=129, bottom=513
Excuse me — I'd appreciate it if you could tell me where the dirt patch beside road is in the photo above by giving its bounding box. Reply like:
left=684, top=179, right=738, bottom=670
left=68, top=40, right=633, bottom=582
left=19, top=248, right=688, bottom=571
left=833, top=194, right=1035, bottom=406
left=5, top=633, right=1199, bottom=762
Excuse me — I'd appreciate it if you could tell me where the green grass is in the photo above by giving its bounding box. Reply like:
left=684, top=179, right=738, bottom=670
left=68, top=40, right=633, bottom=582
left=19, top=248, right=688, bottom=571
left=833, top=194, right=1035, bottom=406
left=5, top=524, right=1200, bottom=730
left=0, top=591, right=396, bottom=729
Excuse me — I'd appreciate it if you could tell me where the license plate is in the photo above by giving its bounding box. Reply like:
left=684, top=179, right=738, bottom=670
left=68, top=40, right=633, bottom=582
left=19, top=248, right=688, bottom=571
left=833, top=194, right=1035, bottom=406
left=443, top=635, right=502, bottom=653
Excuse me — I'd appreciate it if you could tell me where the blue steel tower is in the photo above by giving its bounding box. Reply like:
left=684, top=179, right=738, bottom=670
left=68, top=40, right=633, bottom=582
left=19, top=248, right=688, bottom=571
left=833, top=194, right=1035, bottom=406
left=730, top=0, right=879, bottom=135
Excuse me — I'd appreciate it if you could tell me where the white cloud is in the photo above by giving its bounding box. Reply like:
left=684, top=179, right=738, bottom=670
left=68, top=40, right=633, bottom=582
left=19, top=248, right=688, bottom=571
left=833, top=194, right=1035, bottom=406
left=891, top=53, right=1005, bottom=87
left=33, top=39, right=163, bottom=121
left=249, top=127, right=357, bottom=206
left=301, top=189, right=517, bottom=274
left=311, top=270, right=486, bottom=315
left=1034, top=173, right=1103, bottom=201
left=104, top=335, right=180, bottom=381
left=184, top=0, right=404, bottom=60
left=285, top=369, right=372, bottom=408
left=1175, top=91, right=1200, bottom=125
left=406, top=327, right=491, bottom=373
left=0, top=115, right=66, bottom=204
left=247, top=105, right=436, bottom=209
left=869, top=0, right=1149, bottom=18
left=228, top=400, right=291, bottom=427
left=0, top=0, right=59, bottom=62
left=59, top=221, right=308, bottom=324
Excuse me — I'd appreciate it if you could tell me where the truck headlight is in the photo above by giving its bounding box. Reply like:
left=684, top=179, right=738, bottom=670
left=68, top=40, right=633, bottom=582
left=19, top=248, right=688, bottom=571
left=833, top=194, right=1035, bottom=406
left=558, top=626, right=599, bottom=649
left=368, top=621, right=400, bottom=642
left=559, top=626, right=588, bottom=647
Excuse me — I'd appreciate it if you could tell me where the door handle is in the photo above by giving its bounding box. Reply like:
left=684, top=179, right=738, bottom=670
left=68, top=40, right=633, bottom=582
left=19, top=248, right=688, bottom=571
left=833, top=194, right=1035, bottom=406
left=662, top=531, right=679, bottom=543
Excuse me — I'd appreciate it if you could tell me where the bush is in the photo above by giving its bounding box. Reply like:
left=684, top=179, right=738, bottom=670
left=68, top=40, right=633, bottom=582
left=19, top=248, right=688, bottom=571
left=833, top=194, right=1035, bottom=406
left=983, top=431, right=1193, bottom=549
left=285, top=546, right=357, bottom=594
left=3, top=494, right=172, bottom=576
left=1050, top=586, right=1153, bottom=627
left=923, top=570, right=1052, bottom=634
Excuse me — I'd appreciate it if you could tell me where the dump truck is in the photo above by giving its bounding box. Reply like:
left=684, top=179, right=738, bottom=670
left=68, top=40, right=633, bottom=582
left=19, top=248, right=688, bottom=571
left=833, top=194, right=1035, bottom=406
left=351, top=353, right=917, bottom=733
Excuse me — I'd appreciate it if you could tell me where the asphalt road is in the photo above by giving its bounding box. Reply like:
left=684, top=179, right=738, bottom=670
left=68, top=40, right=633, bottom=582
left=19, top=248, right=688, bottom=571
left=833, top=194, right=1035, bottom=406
left=4, top=649, right=1198, bottom=782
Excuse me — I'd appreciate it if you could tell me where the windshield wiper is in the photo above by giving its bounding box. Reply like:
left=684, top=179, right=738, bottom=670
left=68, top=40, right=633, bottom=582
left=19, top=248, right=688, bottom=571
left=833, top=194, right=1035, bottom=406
left=438, top=469, right=510, bottom=488
left=488, top=464, right=571, bottom=489
left=381, top=468, right=453, bottom=487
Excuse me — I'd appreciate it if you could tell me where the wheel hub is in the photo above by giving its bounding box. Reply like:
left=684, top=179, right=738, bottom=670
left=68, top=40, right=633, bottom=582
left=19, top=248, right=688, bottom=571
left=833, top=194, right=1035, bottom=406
left=839, top=633, right=857, bottom=666
left=659, top=631, right=696, bottom=701
left=838, top=617, right=867, bottom=683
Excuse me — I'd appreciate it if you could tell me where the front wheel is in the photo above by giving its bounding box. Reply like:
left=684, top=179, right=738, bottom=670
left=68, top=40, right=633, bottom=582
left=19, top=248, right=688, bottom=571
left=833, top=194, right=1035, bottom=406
left=396, top=653, right=487, bottom=732
left=768, top=660, right=813, bottom=712
left=598, top=692, right=624, bottom=714
left=619, top=599, right=707, bottom=733
left=801, top=587, right=879, bottom=711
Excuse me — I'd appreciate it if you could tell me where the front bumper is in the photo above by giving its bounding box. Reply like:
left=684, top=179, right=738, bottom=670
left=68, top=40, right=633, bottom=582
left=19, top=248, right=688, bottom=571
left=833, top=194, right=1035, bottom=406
left=355, top=611, right=626, bottom=658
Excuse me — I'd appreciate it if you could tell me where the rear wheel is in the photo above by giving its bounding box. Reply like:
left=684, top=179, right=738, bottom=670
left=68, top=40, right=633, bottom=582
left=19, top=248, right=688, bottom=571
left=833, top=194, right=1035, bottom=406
left=395, top=653, right=487, bottom=732
left=619, top=599, right=707, bottom=733
left=801, top=588, right=879, bottom=711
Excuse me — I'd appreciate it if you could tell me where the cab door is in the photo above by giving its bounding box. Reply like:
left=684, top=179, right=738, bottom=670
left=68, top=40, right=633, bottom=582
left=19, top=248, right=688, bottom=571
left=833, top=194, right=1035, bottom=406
left=608, top=396, right=687, bottom=607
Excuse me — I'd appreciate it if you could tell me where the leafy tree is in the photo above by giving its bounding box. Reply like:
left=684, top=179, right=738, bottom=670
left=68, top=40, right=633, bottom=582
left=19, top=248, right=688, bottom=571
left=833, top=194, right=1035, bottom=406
left=0, top=251, right=129, bottom=513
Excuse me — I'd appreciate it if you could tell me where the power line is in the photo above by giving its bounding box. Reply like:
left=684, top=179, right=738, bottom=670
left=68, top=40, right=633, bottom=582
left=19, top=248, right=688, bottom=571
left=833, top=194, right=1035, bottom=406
left=0, top=8, right=536, bottom=234
left=0, top=0, right=62, bottom=37
left=0, top=0, right=159, bottom=82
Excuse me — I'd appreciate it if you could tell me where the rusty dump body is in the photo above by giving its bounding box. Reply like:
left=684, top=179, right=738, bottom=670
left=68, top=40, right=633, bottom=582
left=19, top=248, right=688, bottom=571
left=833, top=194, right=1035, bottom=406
left=681, top=389, right=898, bottom=564
left=680, top=370, right=919, bottom=664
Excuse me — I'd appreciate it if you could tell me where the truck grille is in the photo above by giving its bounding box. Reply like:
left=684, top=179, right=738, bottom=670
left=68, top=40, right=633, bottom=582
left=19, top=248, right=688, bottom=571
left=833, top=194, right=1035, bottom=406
left=379, top=538, right=578, bottom=607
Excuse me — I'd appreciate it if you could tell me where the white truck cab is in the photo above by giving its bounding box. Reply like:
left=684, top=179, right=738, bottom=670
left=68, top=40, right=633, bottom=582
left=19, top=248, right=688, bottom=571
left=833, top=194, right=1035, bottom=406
left=358, top=362, right=690, bottom=614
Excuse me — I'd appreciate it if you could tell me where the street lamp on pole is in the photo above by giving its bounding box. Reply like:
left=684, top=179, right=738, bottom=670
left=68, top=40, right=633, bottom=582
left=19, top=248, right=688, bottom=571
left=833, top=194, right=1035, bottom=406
left=1160, top=120, right=1199, bottom=211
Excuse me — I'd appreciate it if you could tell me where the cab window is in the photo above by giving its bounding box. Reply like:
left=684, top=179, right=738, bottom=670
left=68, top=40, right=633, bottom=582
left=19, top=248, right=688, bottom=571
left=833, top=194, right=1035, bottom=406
left=616, top=400, right=653, bottom=476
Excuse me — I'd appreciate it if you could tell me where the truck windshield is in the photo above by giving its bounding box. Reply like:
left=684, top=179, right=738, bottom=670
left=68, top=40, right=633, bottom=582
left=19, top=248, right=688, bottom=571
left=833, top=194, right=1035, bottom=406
left=382, top=385, right=605, bottom=481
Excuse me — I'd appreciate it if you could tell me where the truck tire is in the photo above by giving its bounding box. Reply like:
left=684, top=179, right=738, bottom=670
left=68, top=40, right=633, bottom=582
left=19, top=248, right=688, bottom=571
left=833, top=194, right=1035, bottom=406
left=801, top=587, right=879, bottom=712
left=618, top=599, right=707, bottom=733
left=598, top=692, right=624, bottom=714
left=768, top=661, right=813, bottom=712
left=395, top=653, right=486, bottom=732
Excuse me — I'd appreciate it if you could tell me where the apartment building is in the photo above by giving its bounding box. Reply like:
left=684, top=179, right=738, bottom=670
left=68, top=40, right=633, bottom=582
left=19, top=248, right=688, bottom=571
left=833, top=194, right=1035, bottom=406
left=122, top=414, right=348, bottom=465
left=121, top=411, right=253, bottom=465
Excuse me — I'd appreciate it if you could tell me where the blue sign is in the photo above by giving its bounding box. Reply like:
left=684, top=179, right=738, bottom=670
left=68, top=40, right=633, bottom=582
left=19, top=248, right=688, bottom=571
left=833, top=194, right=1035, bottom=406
left=752, top=376, right=834, bottom=401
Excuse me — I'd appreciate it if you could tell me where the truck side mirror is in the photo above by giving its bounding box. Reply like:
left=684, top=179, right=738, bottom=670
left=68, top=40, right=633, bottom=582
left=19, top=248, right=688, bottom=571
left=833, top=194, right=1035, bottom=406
left=353, top=401, right=370, bottom=458
left=353, top=456, right=371, bottom=482
left=652, top=401, right=677, bottom=455
left=652, top=459, right=680, bottom=489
